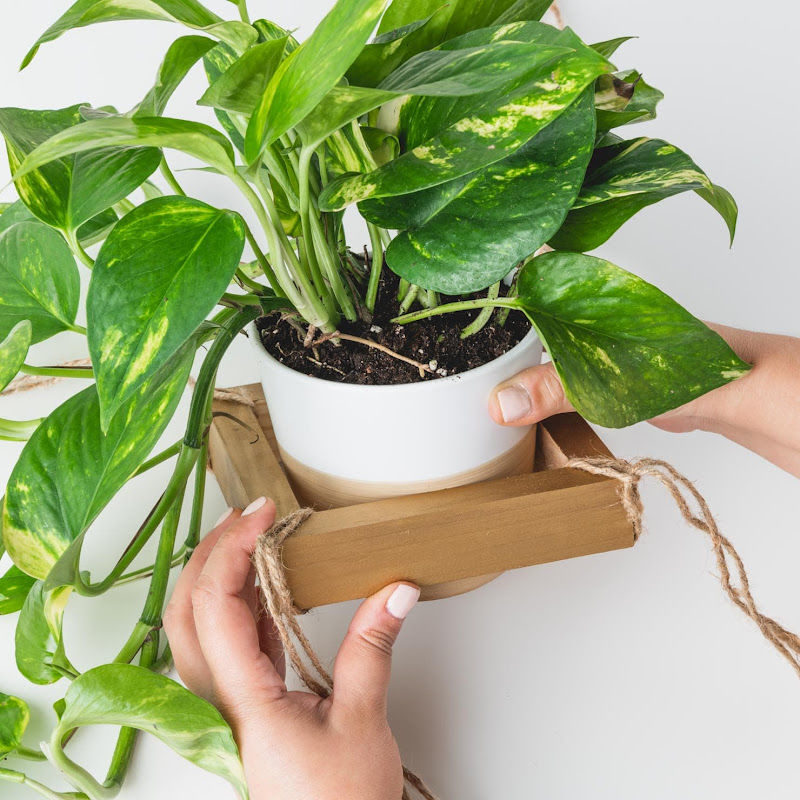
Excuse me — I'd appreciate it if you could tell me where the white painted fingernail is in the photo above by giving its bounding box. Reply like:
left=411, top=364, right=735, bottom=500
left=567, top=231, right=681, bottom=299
left=242, top=496, right=267, bottom=517
left=497, top=385, right=531, bottom=423
left=386, top=584, right=420, bottom=620
left=214, top=507, right=233, bottom=528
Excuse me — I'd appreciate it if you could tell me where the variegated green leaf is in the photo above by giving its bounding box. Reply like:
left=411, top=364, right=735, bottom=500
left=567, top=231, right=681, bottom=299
left=376, top=89, right=596, bottom=293
left=595, top=69, right=663, bottom=130
left=88, top=196, right=244, bottom=428
left=15, top=582, right=74, bottom=685
left=21, top=0, right=222, bottom=69
left=319, top=23, right=610, bottom=210
left=0, top=565, right=36, bottom=616
left=244, top=0, right=388, bottom=160
left=0, top=693, right=29, bottom=757
left=135, top=35, right=216, bottom=117
left=549, top=137, right=735, bottom=251
left=0, top=321, right=32, bottom=393
left=0, top=105, right=161, bottom=234
left=514, top=252, right=750, bottom=427
left=2, top=347, right=192, bottom=579
left=0, top=221, right=80, bottom=343
left=56, top=665, right=247, bottom=799
left=199, top=37, right=288, bottom=115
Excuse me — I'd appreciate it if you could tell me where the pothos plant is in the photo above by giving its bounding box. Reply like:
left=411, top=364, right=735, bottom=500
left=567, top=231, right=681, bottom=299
left=0, top=0, right=747, bottom=797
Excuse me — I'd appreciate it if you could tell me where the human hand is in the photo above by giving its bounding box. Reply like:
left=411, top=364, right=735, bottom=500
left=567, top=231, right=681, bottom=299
left=489, top=324, right=800, bottom=477
left=164, top=497, right=420, bottom=800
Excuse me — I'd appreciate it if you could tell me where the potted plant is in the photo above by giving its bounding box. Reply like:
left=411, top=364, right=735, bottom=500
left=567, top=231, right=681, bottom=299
left=0, top=0, right=748, bottom=797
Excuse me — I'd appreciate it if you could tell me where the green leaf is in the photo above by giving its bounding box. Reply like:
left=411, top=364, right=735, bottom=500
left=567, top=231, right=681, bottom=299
left=22, top=0, right=222, bottom=69
left=2, top=347, right=192, bottom=579
left=244, top=0, right=388, bottom=160
left=515, top=252, right=750, bottom=427
left=136, top=35, right=216, bottom=117
left=696, top=183, right=738, bottom=246
left=56, top=664, right=247, bottom=799
left=15, top=582, right=73, bottom=685
left=0, top=105, right=162, bottom=234
left=379, top=89, right=596, bottom=293
left=199, top=37, right=287, bottom=115
left=595, top=69, right=663, bottom=130
left=0, top=221, right=80, bottom=343
left=0, top=693, right=29, bottom=756
left=0, top=321, right=32, bottom=393
left=549, top=137, right=734, bottom=251
left=590, top=36, right=635, bottom=59
left=88, top=196, right=244, bottom=428
left=492, top=0, right=554, bottom=24
left=319, top=23, right=610, bottom=210
left=12, top=116, right=237, bottom=184
left=76, top=207, right=119, bottom=247
left=0, top=566, right=37, bottom=615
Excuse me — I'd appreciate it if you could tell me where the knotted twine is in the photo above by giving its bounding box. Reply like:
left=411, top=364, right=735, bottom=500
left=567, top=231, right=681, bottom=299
left=252, top=455, right=800, bottom=800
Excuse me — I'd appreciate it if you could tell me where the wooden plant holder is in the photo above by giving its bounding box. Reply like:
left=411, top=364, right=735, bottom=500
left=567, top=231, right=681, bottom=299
left=209, top=384, right=636, bottom=609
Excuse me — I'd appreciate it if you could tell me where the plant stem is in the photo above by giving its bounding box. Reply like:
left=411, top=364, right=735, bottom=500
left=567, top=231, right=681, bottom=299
left=398, top=284, right=419, bottom=314
left=113, top=547, right=185, bottom=586
left=0, top=417, right=43, bottom=441
left=132, top=439, right=182, bottom=477
left=184, top=440, right=209, bottom=560
left=243, top=225, right=281, bottom=294
left=64, top=230, right=94, bottom=269
left=0, top=767, right=76, bottom=800
left=160, top=158, right=185, bottom=196
left=236, top=0, right=250, bottom=23
left=392, top=297, right=519, bottom=325
left=365, top=223, right=384, bottom=313
left=461, top=281, right=500, bottom=338
left=14, top=747, right=47, bottom=761
left=46, top=734, right=117, bottom=800
left=20, top=364, right=93, bottom=379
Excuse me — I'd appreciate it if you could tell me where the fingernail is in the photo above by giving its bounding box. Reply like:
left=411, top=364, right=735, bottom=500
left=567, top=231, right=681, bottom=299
left=242, top=496, right=267, bottom=517
left=386, top=584, right=420, bottom=620
left=497, top=385, right=531, bottom=423
left=214, top=507, right=233, bottom=528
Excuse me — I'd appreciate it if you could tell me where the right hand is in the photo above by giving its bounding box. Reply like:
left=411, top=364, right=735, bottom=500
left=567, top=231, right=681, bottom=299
left=489, top=324, right=800, bottom=478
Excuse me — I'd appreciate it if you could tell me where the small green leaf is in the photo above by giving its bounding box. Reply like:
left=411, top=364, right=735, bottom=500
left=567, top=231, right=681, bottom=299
left=12, top=115, right=237, bottom=184
left=696, top=183, right=738, bottom=246
left=549, top=137, right=733, bottom=251
left=88, top=196, right=245, bottom=428
left=199, top=37, right=288, bottom=115
left=0, top=321, right=32, bottom=393
left=0, top=221, right=80, bottom=343
left=0, top=566, right=36, bottom=616
left=15, top=582, right=74, bottom=685
left=56, top=664, right=247, bottom=799
left=136, top=35, right=216, bottom=117
left=2, top=346, right=192, bottom=579
left=515, top=252, right=750, bottom=427
left=595, top=69, right=663, bottom=130
left=245, top=0, right=388, bottom=160
left=0, top=693, right=29, bottom=756
left=0, top=105, right=162, bottom=234
left=377, top=88, right=596, bottom=293
left=22, top=0, right=222, bottom=69
left=590, top=36, right=635, bottom=58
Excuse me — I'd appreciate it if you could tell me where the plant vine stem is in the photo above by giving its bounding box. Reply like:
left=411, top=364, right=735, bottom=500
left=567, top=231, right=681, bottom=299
left=461, top=281, right=500, bottom=338
left=64, top=230, right=94, bottom=269
left=20, top=364, right=93, bottom=379
left=398, top=284, right=419, bottom=314
left=46, top=731, right=117, bottom=800
left=113, top=546, right=186, bottom=586
left=160, top=158, right=185, bottom=196
left=365, top=223, right=384, bottom=313
left=132, top=439, right=182, bottom=477
left=184, top=439, right=209, bottom=560
left=243, top=225, right=281, bottom=293
left=392, top=297, right=519, bottom=325
left=14, top=747, right=47, bottom=762
left=0, top=767, right=75, bottom=800
left=0, top=417, right=43, bottom=441
left=236, top=0, right=250, bottom=23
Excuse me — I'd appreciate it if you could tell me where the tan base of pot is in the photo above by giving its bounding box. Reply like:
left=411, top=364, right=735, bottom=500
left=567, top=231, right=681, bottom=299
left=279, top=426, right=537, bottom=601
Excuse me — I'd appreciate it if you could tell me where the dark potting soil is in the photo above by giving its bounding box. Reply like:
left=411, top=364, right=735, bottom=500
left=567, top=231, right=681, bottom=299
left=255, top=270, right=531, bottom=386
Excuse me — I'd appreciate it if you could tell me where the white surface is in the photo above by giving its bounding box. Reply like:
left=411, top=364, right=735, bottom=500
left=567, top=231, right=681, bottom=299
left=252, top=324, right=542, bottom=482
left=1, top=1, right=799, bottom=798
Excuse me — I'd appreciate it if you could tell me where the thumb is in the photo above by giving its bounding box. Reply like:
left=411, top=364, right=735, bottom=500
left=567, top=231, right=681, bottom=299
left=489, top=361, right=574, bottom=425
left=332, top=582, right=420, bottom=717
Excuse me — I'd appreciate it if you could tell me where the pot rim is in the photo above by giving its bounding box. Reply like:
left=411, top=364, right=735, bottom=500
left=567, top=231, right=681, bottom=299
left=247, top=321, right=540, bottom=395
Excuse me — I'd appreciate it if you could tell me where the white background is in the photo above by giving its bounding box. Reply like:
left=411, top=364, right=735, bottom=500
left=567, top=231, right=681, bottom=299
left=1, top=1, right=799, bottom=798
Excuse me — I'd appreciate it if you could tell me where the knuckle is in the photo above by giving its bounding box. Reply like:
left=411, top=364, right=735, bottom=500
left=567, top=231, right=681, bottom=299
left=534, top=367, right=565, bottom=410
left=357, top=626, right=396, bottom=657
left=190, top=574, right=220, bottom=609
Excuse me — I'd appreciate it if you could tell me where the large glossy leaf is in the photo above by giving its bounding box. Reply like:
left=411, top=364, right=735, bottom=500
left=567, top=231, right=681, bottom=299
left=0, top=693, right=29, bottom=756
left=595, top=69, right=663, bottom=130
left=13, top=116, right=237, bottom=187
left=0, top=566, right=37, bottom=615
left=2, top=347, right=192, bottom=579
left=379, top=89, right=595, bottom=293
left=199, top=37, right=287, bottom=115
left=15, top=582, right=73, bottom=685
left=549, top=137, right=736, bottom=251
left=0, top=221, right=80, bottom=343
left=513, top=252, right=750, bottom=427
left=135, top=35, right=216, bottom=117
left=0, top=105, right=162, bottom=234
left=0, top=321, right=32, bottom=392
left=22, top=0, right=222, bottom=68
left=319, top=23, right=610, bottom=210
left=56, top=664, right=247, bottom=798
left=244, top=0, right=388, bottom=160
left=88, top=197, right=244, bottom=428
